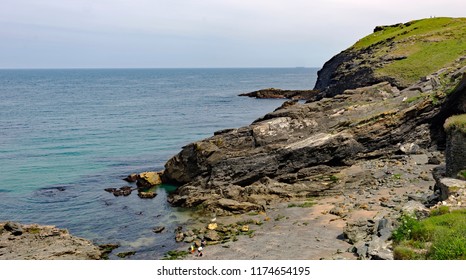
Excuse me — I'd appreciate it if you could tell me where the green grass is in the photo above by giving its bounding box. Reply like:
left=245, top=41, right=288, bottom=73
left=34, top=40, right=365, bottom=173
left=287, top=200, right=316, bottom=208
left=392, top=209, right=466, bottom=259
left=352, top=17, right=466, bottom=86
left=162, top=250, right=189, bottom=260
left=444, top=114, right=466, bottom=133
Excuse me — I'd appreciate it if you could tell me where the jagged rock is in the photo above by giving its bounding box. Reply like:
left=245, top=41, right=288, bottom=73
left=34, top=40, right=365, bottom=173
left=435, top=178, right=466, bottom=201
left=0, top=222, right=101, bottom=260
left=216, top=199, right=262, bottom=213
left=343, top=219, right=375, bottom=244
left=204, top=230, right=220, bottom=241
left=399, top=143, right=421, bottom=155
left=137, top=171, right=163, bottom=189
left=175, top=232, right=184, bottom=242
left=401, top=201, right=430, bottom=219
left=3, top=222, right=23, bottom=236
left=239, top=88, right=319, bottom=100
left=444, top=115, right=466, bottom=177
left=138, top=191, right=157, bottom=199
left=161, top=18, right=466, bottom=214
left=376, top=218, right=394, bottom=242
left=123, top=173, right=138, bottom=183
left=105, top=186, right=133, bottom=197
left=367, top=236, right=393, bottom=260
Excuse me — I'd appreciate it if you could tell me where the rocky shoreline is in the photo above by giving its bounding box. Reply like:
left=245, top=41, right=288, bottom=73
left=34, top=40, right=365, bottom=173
left=3, top=17, right=465, bottom=260
left=0, top=221, right=102, bottom=260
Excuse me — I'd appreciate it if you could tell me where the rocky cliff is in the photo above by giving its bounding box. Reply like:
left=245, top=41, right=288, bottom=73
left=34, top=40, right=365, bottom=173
left=162, top=17, right=466, bottom=214
left=314, top=17, right=466, bottom=98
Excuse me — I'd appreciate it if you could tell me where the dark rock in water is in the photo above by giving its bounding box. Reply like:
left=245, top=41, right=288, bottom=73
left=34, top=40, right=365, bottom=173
left=239, top=88, right=319, bottom=101
left=105, top=186, right=133, bottom=197
left=104, top=188, right=116, bottom=193
left=123, top=173, right=138, bottom=183
left=120, top=186, right=133, bottom=196
left=98, top=244, right=119, bottom=259
left=117, top=251, right=136, bottom=258
left=137, top=191, right=157, bottom=199
left=153, top=226, right=165, bottom=233
left=4, top=221, right=23, bottom=236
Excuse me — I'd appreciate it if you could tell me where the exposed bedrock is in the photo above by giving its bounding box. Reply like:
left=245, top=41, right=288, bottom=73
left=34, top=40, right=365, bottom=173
left=163, top=65, right=465, bottom=213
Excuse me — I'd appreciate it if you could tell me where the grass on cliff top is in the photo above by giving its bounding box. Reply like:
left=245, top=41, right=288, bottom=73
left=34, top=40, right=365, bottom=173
left=352, top=17, right=466, bottom=86
left=444, top=114, right=466, bottom=133
left=393, top=208, right=466, bottom=260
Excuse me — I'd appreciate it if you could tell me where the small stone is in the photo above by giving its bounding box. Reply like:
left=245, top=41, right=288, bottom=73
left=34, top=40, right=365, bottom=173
left=183, top=236, right=195, bottom=243
left=138, top=191, right=157, bottom=199
left=241, top=225, right=249, bottom=232
left=152, top=226, right=165, bottom=233
left=207, top=223, right=218, bottom=230
left=175, top=232, right=184, bottom=242
left=204, top=230, right=220, bottom=241
left=123, top=173, right=138, bottom=183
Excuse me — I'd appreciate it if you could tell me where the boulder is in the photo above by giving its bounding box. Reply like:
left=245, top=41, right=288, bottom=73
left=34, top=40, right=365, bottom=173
left=343, top=219, right=375, bottom=244
left=435, top=178, right=466, bottom=201
left=123, top=173, right=138, bottom=183
left=137, top=171, right=163, bottom=189
left=399, top=143, right=421, bottom=155
left=4, top=221, right=23, bottom=236
left=152, top=226, right=165, bottom=233
left=204, top=230, right=221, bottom=241
left=207, top=223, right=218, bottom=230
left=137, top=191, right=157, bottom=199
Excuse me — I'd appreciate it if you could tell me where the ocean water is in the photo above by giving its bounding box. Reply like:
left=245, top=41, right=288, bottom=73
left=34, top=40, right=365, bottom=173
left=0, top=68, right=318, bottom=259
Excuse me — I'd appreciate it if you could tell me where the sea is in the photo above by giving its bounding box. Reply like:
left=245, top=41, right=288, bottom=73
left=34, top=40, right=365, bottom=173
left=0, top=68, right=318, bottom=259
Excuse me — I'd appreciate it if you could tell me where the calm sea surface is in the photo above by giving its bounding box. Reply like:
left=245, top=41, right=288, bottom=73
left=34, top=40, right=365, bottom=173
left=0, top=68, right=318, bottom=259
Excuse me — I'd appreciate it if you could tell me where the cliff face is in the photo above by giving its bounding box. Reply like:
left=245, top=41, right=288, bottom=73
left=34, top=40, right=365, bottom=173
left=314, top=17, right=466, bottom=98
left=162, top=17, right=466, bottom=214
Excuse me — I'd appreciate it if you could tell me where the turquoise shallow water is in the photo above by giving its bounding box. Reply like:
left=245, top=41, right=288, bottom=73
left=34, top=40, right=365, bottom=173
left=0, top=68, right=317, bottom=259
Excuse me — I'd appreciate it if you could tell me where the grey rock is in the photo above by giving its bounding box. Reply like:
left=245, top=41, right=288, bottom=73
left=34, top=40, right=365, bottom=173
left=4, top=222, right=23, bottom=236
left=435, top=177, right=466, bottom=201
left=152, top=226, right=165, bottom=233
left=204, top=230, right=221, bottom=241
left=400, top=143, right=421, bottom=155
left=401, top=201, right=430, bottom=219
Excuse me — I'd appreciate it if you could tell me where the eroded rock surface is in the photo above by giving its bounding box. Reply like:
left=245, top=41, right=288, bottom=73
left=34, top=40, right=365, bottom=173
left=0, top=222, right=101, bottom=260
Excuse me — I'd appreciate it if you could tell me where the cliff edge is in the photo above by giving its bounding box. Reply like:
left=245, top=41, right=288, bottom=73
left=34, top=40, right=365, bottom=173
left=162, top=17, right=466, bottom=214
left=314, top=17, right=466, bottom=98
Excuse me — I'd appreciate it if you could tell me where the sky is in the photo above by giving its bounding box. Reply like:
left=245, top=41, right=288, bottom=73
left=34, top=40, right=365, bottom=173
left=1, top=0, right=465, bottom=68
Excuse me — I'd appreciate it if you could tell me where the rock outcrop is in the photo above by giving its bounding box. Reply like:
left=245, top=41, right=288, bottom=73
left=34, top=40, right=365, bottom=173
left=164, top=66, right=465, bottom=213
left=0, top=221, right=102, bottom=260
left=239, top=88, right=319, bottom=101
left=314, top=17, right=466, bottom=98
left=161, top=17, right=466, bottom=214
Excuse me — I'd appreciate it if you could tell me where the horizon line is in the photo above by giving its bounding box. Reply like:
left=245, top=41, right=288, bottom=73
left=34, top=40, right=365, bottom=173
left=0, top=66, right=321, bottom=70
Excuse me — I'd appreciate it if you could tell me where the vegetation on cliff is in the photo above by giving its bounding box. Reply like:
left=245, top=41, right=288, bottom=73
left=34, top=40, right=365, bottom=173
left=314, top=17, right=466, bottom=97
left=393, top=208, right=466, bottom=260
left=444, top=114, right=466, bottom=133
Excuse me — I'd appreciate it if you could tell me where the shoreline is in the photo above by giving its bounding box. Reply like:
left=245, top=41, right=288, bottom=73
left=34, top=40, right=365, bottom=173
left=168, top=152, right=440, bottom=260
